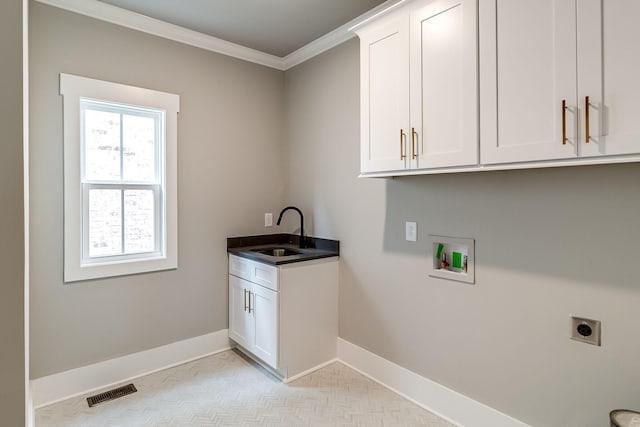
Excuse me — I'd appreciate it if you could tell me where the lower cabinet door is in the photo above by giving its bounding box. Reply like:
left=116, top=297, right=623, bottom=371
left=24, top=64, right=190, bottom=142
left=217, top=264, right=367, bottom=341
left=250, top=282, right=278, bottom=369
left=229, top=275, right=253, bottom=349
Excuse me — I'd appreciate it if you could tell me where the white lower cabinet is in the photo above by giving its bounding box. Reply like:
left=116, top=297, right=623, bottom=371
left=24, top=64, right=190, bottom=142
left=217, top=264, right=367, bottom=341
left=228, top=275, right=252, bottom=352
left=229, top=274, right=278, bottom=368
left=228, top=254, right=338, bottom=380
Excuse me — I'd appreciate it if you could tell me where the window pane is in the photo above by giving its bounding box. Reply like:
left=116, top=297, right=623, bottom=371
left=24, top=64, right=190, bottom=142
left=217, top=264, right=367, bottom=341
left=88, top=189, right=122, bottom=257
left=123, top=114, right=157, bottom=182
left=84, top=109, right=121, bottom=181
left=124, top=189, right=155, bottom=254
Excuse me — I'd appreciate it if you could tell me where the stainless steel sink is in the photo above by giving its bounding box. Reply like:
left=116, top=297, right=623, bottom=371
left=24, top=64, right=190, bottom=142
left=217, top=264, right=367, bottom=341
left=251, top=247, right=302, bottom=257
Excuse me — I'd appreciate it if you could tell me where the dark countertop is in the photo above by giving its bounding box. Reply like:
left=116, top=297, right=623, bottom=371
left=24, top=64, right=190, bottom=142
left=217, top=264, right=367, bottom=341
left=227, top=234, right=339, bottom=266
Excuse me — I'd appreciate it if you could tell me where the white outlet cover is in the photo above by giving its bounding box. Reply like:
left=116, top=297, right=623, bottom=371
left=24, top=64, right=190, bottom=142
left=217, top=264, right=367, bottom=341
left=405, top=222, right=417, bottom=242
left=264, top=213, right=273, bottom=227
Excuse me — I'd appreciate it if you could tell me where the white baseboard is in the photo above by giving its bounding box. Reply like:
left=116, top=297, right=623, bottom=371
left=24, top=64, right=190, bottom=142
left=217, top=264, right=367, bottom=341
left=283, top=358, right=339, bottom=384
left=32, top=331, right=528, bottom=426
left=337, top=338, right=529, bottom=427
left=31, top=329, right=230, bottom=408
left=27, top=382, right=34, bottom=427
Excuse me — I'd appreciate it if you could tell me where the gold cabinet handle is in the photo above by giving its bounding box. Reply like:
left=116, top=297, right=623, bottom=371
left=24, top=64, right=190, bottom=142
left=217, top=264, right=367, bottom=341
left=411, top=127, right=417, bottom=160
left=561, top=99, right=567, bottom=145
left=399, top=129, right=406, bottom=160
left=585, top=96, right=590, bottom=143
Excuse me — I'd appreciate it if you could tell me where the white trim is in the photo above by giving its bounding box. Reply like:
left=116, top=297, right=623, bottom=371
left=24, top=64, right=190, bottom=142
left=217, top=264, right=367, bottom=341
left=23, top=0, right=32, bottom=425
left=27, top=384, right=34, bottom=427
left=337, top=338, right=529, bottom=427
left=282, top=0, right=405, bottom=69
left=282, top=26, right=357, bottom=70
left=348, top=0, right=411, bottom=32
left=60, top=73, right=180, bottom=282
left=35, top=0, right=406, bottom=71
left=31, top=329, right=231, bottom=409
left=34, top=0, right=284, bottom=70
left=359, top=153, right=640, bottom=178
left=31, top=333, right=528, bottom=426
left=283, top=358, right=339, bottom=384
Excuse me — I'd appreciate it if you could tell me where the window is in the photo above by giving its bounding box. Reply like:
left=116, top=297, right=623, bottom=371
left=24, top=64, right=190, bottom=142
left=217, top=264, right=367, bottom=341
left=61, top=74, right=179, bottom=282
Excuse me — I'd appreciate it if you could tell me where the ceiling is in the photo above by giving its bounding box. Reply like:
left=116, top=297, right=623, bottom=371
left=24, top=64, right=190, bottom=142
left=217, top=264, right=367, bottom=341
left=95, top=0, right=388, bottom=57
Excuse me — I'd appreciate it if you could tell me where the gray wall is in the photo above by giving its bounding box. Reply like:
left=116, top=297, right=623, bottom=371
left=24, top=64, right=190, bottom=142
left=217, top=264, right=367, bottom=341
left=0, top=0, right=26, bottom=425
left=284, top=38, right=640, bottom=427
left=28, top=3, right=640, bottom=426
left=29, top=2, right=284, bottom=378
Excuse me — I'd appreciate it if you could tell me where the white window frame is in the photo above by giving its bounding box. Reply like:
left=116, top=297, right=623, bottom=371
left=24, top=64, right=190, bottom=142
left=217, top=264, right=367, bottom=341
left=61, top=73, right=179, bottom=282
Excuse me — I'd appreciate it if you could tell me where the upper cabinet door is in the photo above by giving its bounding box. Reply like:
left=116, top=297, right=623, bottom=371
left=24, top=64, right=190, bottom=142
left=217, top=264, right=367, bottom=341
left=578, top=0, right=640, bottom=157
left=480, top=0, right=577, bottom=164
left=410, top=0, right=478, bottom=169
left=359, top=14, right=410, bottom=173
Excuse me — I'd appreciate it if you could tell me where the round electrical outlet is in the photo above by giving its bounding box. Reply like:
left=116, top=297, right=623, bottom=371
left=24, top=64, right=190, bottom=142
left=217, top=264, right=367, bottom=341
left=577, top=323, right=592, bottom=337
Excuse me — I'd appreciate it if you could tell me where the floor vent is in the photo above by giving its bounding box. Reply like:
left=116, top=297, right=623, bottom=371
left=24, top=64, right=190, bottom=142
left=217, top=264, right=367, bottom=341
left=87, top=383, right=137, bottom=407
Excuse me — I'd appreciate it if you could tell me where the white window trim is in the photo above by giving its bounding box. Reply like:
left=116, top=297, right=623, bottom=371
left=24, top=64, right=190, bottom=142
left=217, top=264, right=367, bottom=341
left=60, top=73, right=179, bottom=282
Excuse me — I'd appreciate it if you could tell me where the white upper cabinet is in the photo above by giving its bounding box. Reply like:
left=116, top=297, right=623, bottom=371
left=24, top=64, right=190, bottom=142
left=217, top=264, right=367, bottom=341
left=480, top=0, right=577, bottom=164
left=410, top=0, right=478, bottom=169
left=359, top=13, right=410, bottom=173
left=357, top=0, right=640, bottom=176
left=481, top=0, right=640, bottom=165
left=356, top=0, right=478, bottom=175
left=578, top=0, right=640, bottom=157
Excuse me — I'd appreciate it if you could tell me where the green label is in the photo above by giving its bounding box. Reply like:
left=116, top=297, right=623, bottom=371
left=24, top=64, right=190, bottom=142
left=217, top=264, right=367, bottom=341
left=452, top=251, right=462, bottom=268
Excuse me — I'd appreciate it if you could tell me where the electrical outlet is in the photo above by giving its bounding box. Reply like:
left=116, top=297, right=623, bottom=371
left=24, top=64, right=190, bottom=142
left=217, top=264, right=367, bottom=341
left=264, top=213, right=273, bottom=227
left=405, top=221, right=417, bottom=242
left=570, top=316, right=601, bottom=346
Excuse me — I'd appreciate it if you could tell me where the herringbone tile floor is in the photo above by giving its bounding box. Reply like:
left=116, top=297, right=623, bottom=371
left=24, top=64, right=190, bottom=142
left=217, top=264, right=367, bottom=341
left=36, top=349, right=454, bottom=426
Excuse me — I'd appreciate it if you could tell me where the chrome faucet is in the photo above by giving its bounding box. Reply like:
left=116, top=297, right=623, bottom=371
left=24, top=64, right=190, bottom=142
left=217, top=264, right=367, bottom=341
left=276, top=206, right=305, bottom=248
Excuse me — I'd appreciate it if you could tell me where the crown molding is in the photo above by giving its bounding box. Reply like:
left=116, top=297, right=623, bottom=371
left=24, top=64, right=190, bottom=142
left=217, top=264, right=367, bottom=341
left=35, top=0, right=406, bottom=71
left=283, top=0, right=405, bottom=69
left=282, top=23, right=357, bottom=70
left=35, top=0, right=285, bottom=70
left=348, top=0, right=410, bottom=32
